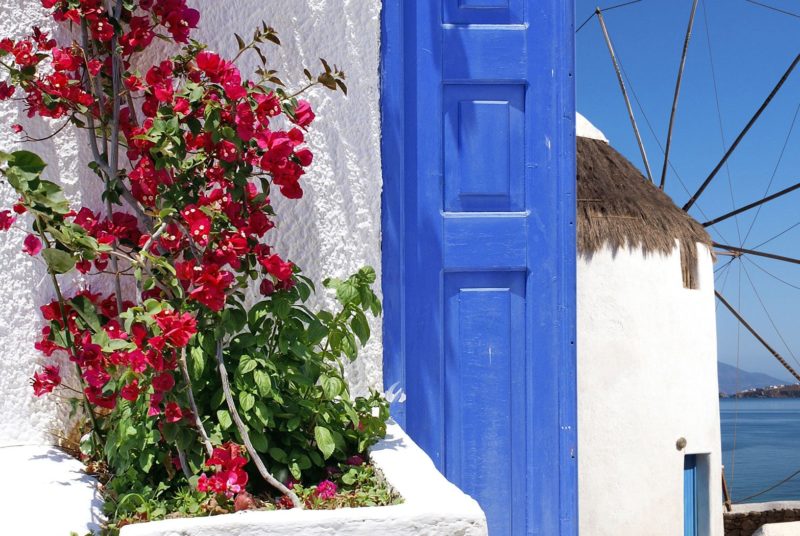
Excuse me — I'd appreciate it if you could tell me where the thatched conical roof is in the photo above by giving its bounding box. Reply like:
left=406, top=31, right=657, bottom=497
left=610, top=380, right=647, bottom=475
left=576, top=118, right=712, bottom=289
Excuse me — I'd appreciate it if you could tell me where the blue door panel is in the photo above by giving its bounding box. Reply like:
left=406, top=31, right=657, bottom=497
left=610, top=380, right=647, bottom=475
left=444, top=84, right=526, bottom=212
left=381, top=1, right=576, bottom=534
left=444, top=272, right=527, bottom=535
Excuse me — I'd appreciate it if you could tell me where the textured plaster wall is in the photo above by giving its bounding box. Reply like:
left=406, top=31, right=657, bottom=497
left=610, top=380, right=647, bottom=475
left=0, top=1, right=384, bottom=445
left=577, top=243, right=723, bottom=536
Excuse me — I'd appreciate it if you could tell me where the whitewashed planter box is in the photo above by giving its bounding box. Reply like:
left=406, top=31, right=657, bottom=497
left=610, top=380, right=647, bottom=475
left=121, top=420, right=488, bottom=536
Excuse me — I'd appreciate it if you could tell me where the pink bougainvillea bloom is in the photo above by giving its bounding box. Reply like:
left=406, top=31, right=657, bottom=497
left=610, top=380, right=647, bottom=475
left=181, top=205, right=211, bottom=246
left=152, top=372, right=175, bottom=392
left=315, top=480, right=338, bottom=500
left=259, top=254, right=293, bottom=282
left=0, top=81, right=15, bottom=100
left=165, top=402, right=183, bottom=423
left=22, top=234, right=42, bottom=256
left=0, top=210, right=15, bottom=231
left=153, top=310, right=197, bottom=348
left=120, top=380, right=140, bottom=402
left=292, top=100, right=315, bottom=128
left=31, top=365, right=61, bottom=396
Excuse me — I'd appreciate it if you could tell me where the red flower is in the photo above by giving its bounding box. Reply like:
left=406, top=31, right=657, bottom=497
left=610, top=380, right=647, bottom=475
left=120, top=380, right=140, bottom=402
left=85, top=386, right=117, bottom=410
left=188, top=263, right=234, bottom=311
left=12, top=41, right=37, bottom=67
left=0, top=81, right=15, bottom=101
left=89, top=17, right=115, bottom=42
left=31, top=365, right=61, bottom=396
left=22, top=234, right=42, bottom=256
left=152, top=372, right=175, bottom=392
left=259, top=254, right=293, bottom=282
left=181, top=205, right=212, bottom=246
left=198, top=443, right=249, bottom=498
left=165, top=402, right=183, bottom=423
left=292, top=100, right=315, bottom=128
left=153, top=310, right=197, bottom=348
left=0, top=210, right=15, bottom=231
left=83, top=366, right=110, bottom=389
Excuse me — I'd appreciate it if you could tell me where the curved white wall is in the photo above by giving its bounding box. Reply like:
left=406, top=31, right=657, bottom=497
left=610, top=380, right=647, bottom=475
left=0, top=1, right=383, bottom=445
left=578, top=242, right=723, bottom=536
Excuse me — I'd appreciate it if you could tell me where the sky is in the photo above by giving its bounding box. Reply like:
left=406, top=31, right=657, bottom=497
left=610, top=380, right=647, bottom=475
left=576, top=0, right=800, bottom=382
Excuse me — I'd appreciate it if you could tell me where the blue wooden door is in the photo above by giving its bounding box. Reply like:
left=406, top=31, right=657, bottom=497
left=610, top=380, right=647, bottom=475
left=684, top=456, right=698, bottom=536
left=381, top=2, right=577, bottom=535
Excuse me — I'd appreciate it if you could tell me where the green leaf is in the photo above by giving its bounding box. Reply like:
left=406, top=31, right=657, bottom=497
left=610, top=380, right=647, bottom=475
left=239, top=391, right=255, bottom=412
left=42, top=248, right=75, bottom=274
left=216, top=409, right=232, bottom=430
left=250, top=429, right=268, bottom=451
left=254, top=370, right=272, bottom=397
left=351, top=311, right=370, bottom=345
left=139, top=450, right=155, bottom=473
left=189, top=346, right=205, bottom=380
left=320, top=375, right=343, bottom=400
left=335, top=282, right=358, bottom=305
left=314, top=426, right=336, bottom=459
left=269, top=446, right=288, bottom=463
left=70, top=295, right=102, bottom=333
left=10, top=150, right=46, bottom=174
left=238, top=355, right=258, bottom=375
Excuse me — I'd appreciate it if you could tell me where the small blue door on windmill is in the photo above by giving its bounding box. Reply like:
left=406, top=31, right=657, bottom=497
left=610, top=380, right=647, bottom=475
left=381, top=1, right=576, bottom=535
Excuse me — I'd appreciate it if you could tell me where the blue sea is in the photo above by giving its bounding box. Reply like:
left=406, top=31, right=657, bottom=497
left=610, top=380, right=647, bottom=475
left=721, top=398, right=800, bottom=503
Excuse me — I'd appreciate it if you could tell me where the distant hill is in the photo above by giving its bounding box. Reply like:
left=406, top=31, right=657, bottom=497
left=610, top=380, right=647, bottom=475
left=718, top=362, right=787, bottom=395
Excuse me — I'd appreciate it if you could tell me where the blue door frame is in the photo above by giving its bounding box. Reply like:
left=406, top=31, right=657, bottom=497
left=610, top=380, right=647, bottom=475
left=380, top=1, right=577, bottom=534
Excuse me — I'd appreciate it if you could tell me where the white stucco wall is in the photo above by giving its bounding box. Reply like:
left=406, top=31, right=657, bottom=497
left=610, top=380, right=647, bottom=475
left=0, top=1, right=384, bottom=445
left=578, top=242, right=723, bottom=536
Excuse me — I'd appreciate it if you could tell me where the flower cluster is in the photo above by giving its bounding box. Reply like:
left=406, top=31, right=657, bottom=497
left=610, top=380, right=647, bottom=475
left=33, top=289, right=195, bottom=417
left=197, top=443, right=249, bottom=498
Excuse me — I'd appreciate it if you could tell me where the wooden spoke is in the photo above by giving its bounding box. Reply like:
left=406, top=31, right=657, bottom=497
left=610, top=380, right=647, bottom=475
left=713, top=243, right=800, bottom=265
left=702, top=181, right=800, bottom=227
left=660, top=0, right=699, bottom=190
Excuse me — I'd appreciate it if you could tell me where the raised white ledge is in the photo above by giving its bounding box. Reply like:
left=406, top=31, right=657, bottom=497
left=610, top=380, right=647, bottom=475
left=754, top=521, right=800, bottom=535
left=0, top=445, right=103, bottom=535
left=121, top=420, right=488, bottom=536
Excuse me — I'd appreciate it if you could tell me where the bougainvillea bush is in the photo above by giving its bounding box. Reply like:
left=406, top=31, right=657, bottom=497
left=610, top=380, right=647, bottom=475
left=0, top=0, right=391, bottom=529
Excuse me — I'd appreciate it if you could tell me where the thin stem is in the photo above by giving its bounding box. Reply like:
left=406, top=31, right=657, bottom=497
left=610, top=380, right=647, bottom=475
left=176, top=448, right=192, bottom=479
left=179, top=347, right=214, bottom=456
left=284, top=82, right=318, bottom=101
left=214, top=340, right=302, bottom=508
left=108, top=17, right=124, bottom=312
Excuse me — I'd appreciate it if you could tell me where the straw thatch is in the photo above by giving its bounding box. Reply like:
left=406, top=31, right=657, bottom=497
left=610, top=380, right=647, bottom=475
left=577, top=136, right=712, bottom=289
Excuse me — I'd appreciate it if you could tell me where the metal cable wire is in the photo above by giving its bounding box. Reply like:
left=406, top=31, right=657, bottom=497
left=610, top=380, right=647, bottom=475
left=576, top=0, right=645, bottom=33
left=741, top=100, right=800, bottom=246
left=745, top=0, right=800, bottom=19
left=742, top=261, right=800, bottom=367
left=701, top=0, right=744, bottom=247
left=737, top=467, right=800, bottom=503
left=754, top=221, right=800, bottom=250
left=745, top=256, right=800, bottom=291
